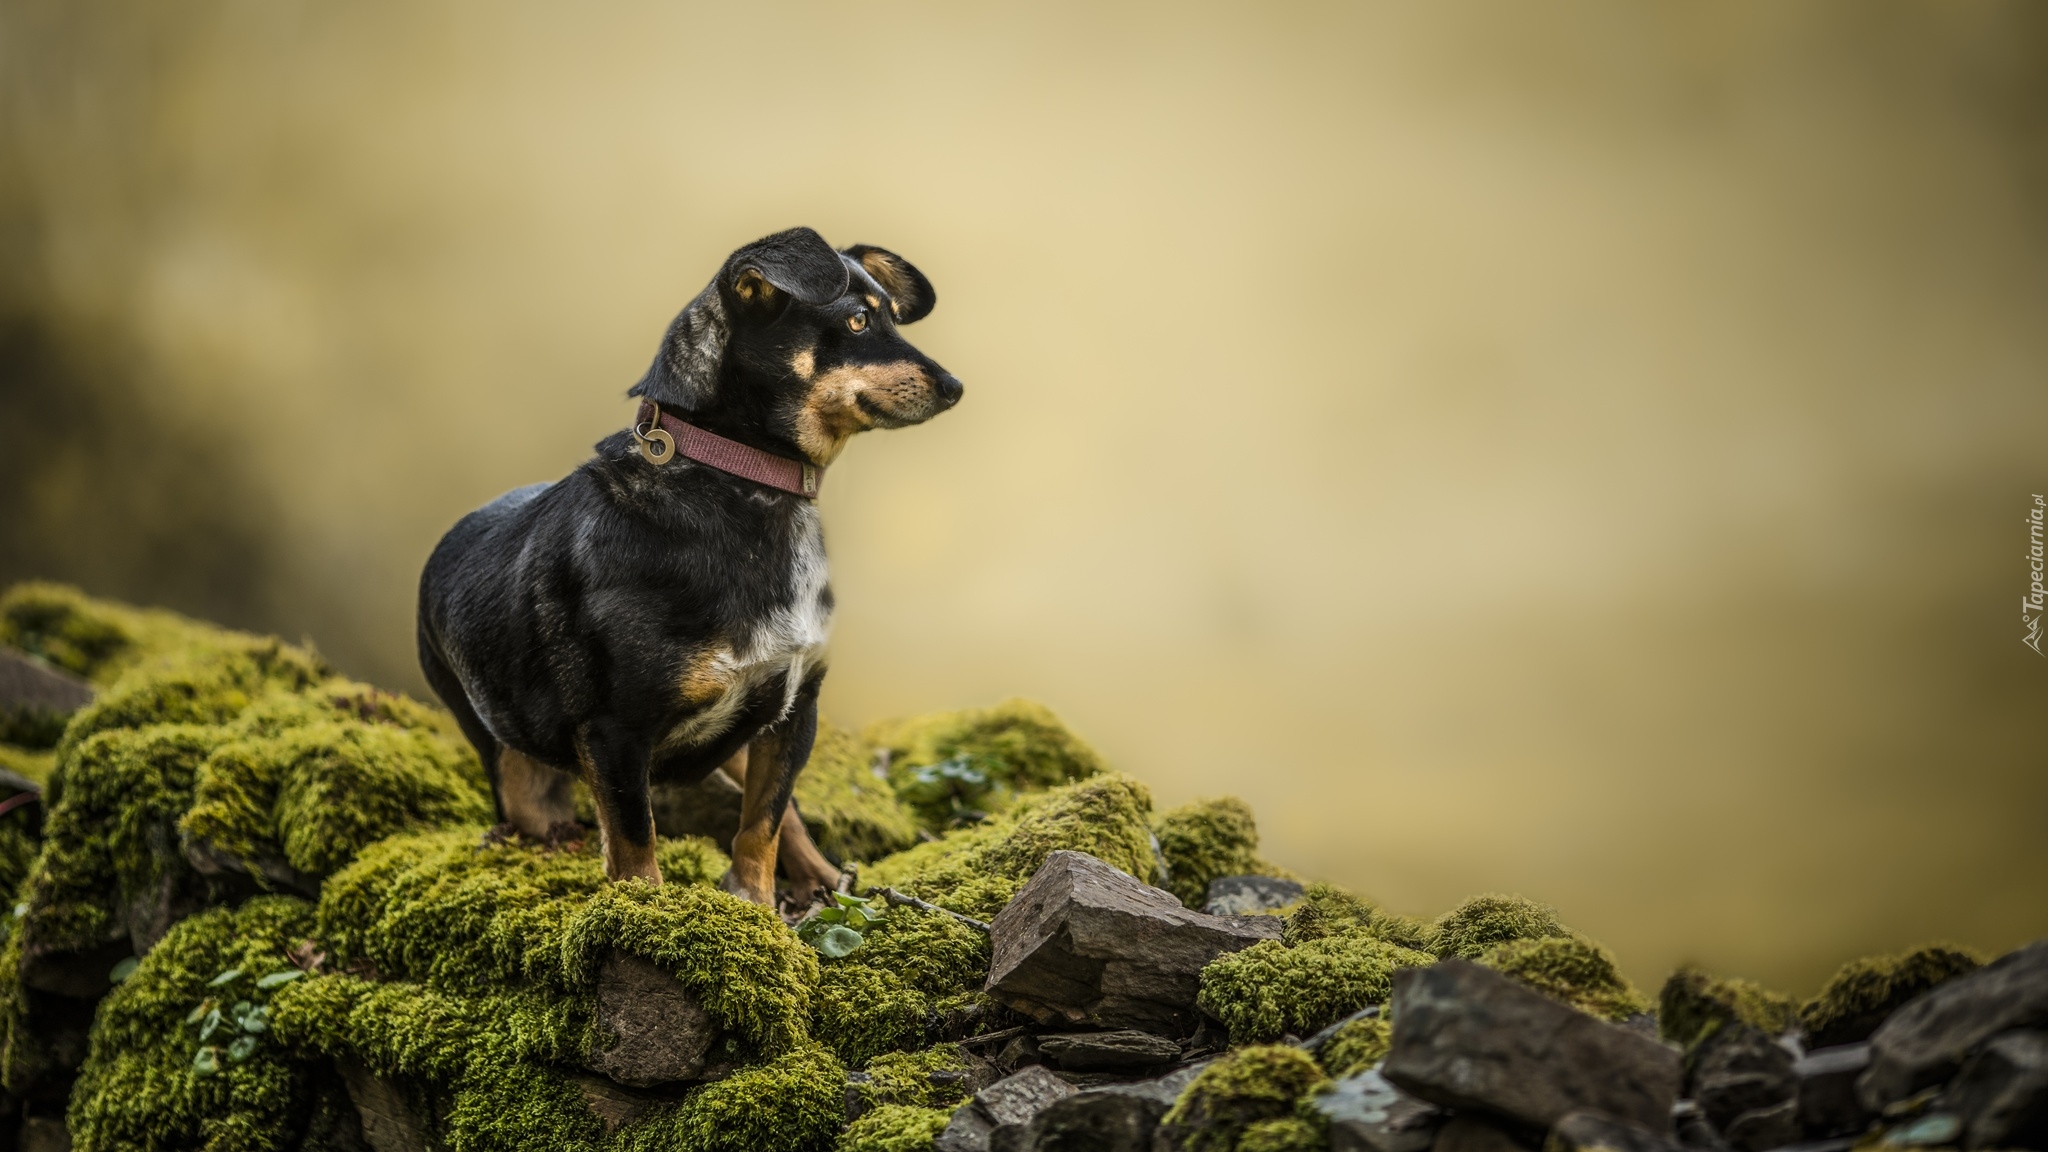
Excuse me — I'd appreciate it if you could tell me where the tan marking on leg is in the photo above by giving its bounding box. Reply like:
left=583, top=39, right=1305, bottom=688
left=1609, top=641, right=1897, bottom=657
left=497, top=747, right=578, bottom=839
left=576, top=727, right=660, bottom=884
left=727, top=736, right=784, bottom=905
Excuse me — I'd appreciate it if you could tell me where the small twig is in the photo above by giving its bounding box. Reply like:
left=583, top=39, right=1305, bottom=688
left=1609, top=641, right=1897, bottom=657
left=955, top=1025, right=1029, bottom=1047
left=869, top=887, right=992, bottom=933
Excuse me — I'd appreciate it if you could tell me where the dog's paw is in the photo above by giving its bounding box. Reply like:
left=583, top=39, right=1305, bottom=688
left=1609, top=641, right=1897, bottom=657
left=541, top=821, right=587, bottom=852
left=482, top=822, right=519, bottom=847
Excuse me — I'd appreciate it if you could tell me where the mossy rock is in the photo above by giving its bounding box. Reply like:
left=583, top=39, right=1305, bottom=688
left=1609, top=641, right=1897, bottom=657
left=1429, top=893, right=1565, bottom=960
left=1658, top=967, right=1798, bottom=1047
left=867, top=699, right=1105, bottom=830
left=0, top=581, right=226, bottom=685
left=1160, top=1045, right=1330, bottom=1152
left=835, top=1104, right=954, bottom=1152
left=794, top=720, right=922, bottom=866
left=1477, top=935, right=1650, bottom=1023
left=1198, top=932, right=1435, bottom=1045
left=1798, top=945, right=1982, bottom=1048
left=1317, top=1014, right=1392, bottom=1078
left=1152, top=796, right=1300, bottom=910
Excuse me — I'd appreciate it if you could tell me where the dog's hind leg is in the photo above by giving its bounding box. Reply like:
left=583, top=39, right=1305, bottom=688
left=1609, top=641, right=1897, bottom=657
left=576, top=721, right=661, bottom=884
left=718, top=744, right=845, bottom=896
left=724, top=675, right=827, bottom=905
left=497, top=747, right=579, bottom=840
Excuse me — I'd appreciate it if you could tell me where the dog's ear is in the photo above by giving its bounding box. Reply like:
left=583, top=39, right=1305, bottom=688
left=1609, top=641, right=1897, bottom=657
left=721, top=227, right=849, bottom=317
left=842, top=244, right=936, bottom=324
left=628, top=287, right=729, bottom=411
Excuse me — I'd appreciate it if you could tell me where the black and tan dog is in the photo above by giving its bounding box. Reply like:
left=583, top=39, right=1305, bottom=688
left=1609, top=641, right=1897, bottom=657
left=416, top=227, right=961, bottom=904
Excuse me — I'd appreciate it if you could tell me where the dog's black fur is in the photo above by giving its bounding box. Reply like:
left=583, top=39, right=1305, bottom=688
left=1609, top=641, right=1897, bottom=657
left=416, top=227, right=961, bottom=899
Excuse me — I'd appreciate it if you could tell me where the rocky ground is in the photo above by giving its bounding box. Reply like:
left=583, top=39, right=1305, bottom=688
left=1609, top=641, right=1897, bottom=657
left=0, top=582, right=2041, bottom=1152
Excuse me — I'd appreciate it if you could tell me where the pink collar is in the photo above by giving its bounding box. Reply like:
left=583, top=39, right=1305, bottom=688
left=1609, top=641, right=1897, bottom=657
left=632, top=401, right=821, bottom=498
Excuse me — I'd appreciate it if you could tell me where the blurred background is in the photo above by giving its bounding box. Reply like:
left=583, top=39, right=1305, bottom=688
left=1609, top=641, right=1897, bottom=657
left=2, top=1, right=2044, bottom=995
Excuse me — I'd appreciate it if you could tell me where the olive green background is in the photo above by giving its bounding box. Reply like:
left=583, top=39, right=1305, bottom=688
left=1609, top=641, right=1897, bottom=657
left=3, top=2, right=2044, bottom=995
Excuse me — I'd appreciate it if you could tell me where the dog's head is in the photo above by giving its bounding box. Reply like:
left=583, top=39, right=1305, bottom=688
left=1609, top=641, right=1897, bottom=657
left=630, top=227, right=963, bottom=466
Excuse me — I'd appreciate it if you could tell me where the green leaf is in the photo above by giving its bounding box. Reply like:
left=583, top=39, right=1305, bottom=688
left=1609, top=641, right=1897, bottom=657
left=814, top=924, right=865, bottom=959
left=199, top=1008, right=223, bottom=1041
left=227, top=1035, right=257, bottom=1063
left=241, top=1005, right=270, bottom=1034
left=193, top=1046, right=221, bottom=1076
left=185, top=1000, right=214, bottom=1025
left=108, top=957, right=140, bottom=983
left=255, top=969, right=303, bottom=990
left=207, top=968, right=243, bottom=987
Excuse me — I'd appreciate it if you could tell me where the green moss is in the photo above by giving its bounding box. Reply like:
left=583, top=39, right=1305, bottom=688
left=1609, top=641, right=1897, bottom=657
left=0, top=743, right=54, bottom=785
left=835, top=1104, right=953, bottom=1152
left=1161, top=1045, right=1330, bottom=1152
left=1430, top=894, right=1566, bottom=960
left=1199, top=934, right=1435, bottom=1045
left=0, top=581, right=220, bottom=684
left=1658, top=967, right=1797, bottom=1047
left=868, top=699, right=1105, bottom=830
left=69, top=896, right=320, bottom=1152
left=849, top=1045, right=972, bottom=1113
left=1318, top=1015, right=1392, bottom=1078
left=795, top=720, right=922, bottom=866
left=1239, top=1115, right=1328, bottom=1152
left=1477, top=936, right=1649, bottom=1022
left=629, top=1042, right=848, bottom=1152
left=1154, top=796, right=1262, bottom=909
left=1798, top=945, right=1982, bottom=1048
left=813, top=963, right=928, bottom=1066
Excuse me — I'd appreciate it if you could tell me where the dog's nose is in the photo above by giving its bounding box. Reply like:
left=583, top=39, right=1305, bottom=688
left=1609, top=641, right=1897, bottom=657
left=935, top=373, right=964, bottom=408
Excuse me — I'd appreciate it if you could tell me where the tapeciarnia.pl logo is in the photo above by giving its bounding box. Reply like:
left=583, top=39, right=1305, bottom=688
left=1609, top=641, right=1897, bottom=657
left=2027, top=494, right=2045, bottom=656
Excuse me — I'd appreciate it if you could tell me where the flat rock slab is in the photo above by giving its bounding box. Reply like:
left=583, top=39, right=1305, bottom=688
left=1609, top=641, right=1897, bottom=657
left=1860, top=939, right=2048, bottom=1111
left=1793, top=1044, right=1872, bottom=1140
left=936, top=1065, right=1076, bottom=1152
left=1689, top=1023, right=1796, bottom=1151
left=1546, top=1110, right=1685, bottom=1152
left=1383, top=959, right=1682, bottom=1134
left=1013, top=1061, right=1209, bottom=1152
left=587, top=953, right=715, bottom=1087
left=0, top=648, right=94, bottom=715
left=1312, top=1068, right=1442, bottom=1152
left=986, top=850, right=1282, bottom=1036
left=339, top=1057, right=434, bottom=1152
left=1037, top=1030, right=1184, bottom=1071
left=1943, top=1029, right=2048, bottom=1151
left=1204, top=875, right=1304, bottom=917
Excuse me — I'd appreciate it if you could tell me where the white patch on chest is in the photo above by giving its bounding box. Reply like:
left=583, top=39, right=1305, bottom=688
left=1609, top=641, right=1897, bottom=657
left=660, top=505, right=832, bottom=750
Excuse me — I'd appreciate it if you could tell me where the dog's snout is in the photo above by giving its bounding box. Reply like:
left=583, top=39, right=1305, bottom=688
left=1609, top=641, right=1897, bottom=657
left=934, top=373, right=964, bottom=408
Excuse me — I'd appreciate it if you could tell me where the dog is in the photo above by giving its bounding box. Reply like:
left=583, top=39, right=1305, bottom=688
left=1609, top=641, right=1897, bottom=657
left=416, top=227, right=962, bottom=904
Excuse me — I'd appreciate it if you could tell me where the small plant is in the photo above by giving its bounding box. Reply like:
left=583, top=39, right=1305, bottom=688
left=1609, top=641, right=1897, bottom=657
left=797, top=892, right=886, bottom=958
left=895, top=754, right=1002, bottom=824
left=187, top=964, right=305, bottom=1076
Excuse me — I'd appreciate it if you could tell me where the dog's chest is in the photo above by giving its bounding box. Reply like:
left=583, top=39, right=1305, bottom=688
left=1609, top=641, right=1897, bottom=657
left=664, top=508, right=831, bottom=745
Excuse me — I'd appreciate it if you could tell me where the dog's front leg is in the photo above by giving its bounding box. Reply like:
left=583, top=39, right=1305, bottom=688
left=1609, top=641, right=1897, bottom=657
left=575, top=721, right=661, bottom=884
left=724, top=675, right=824, bottom=905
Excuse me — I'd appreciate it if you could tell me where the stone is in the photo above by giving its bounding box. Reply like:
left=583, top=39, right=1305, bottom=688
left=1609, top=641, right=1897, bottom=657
left=0, top=648, right=94, bottom=715
left=1383, top=959, right=1683, bottom=1134
left=1546, top=1110, right=1687, bottom=1152
left=18, top=1116, right=72, bottom=1152
left=985, top=850, right=1282, bottom=1036
left=1859, top=939, right=2048, bottom=1111
left=1012, top=1061, right=1208, bottom=1152
left=1037, top=1030, right=1183, bottom=1071
left=586, top=953, right=715, bottom=1087
left=1204, top=875, right=1304, bottom=917
left=1311, top=1068, right=1443, bottom=1152
left=935, top=1065, right=1076, bottom=1152
left=1672, top=1102, right=1727, bottom=1152
left=648, top=766, right=745, bottom=853
left=1436, top=1116, right=1537, bottom=1152
left=1943, top=1029, right=2048, bottom=1150
left=1689, top=1023, right=1797, bottom=1151
left=339, top=1057, right=434, bottom=1152
left=570, top=1073, right=664, bottom=1132
left=1791, top=1043, right=1872, bottom=1139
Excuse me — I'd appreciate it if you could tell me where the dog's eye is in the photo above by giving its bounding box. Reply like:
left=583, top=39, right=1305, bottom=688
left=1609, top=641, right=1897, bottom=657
left=846, top=310, right=868, bottom=334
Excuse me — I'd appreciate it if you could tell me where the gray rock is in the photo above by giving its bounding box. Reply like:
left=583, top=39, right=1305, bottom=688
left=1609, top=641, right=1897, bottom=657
left=1037, top=1030, right=1183, bottom=1071
left=1013, top=1061, right=1207, bottom=1152
left=1673, top=1101, right=1727, bottom=1152
left=1690, top=1023, right=1797, bottom=1151
left=1436, top=1116, right=1537, bottom=1152
left=1546, top=1110, right=1686, bottom=1152
left=1302, top=1007, right=1382, bottom=1056
left=0, top=648, right=94, bottom=715
left=1311, top=1068, right=1442, bottom=1152
left=1859, top=939, right=2048, bottom=1111
left=586, top=953, right=715, bottom=1087
left=936, top=1065, right=1076, bottom=1152
left=338, top=1057, right=434, bottom=1152
left=1203, top=875, right=1304, bottom=917
left=985, top=851, right=1282, bottom=1037
left=1943, top=1029, right=2048, bottom=1150
left=570, top=1073, right=663, bottom=1132
left=1792, top=1043, right=1872, bottom=1139
left=1383, top=959, right=1683, bottom=1133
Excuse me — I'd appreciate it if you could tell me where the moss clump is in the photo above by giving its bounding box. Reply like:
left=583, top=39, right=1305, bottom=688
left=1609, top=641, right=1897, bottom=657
left=1798, top=945, right=1982, bottom=1048
left=848, top=1045, right=972, bottom=1113
left=647, top=1042, right=848, bottom=1152
left=1160, top=1045, right=1329, bottom=1152
left=1199, top=934, right=1435, bottom=1045
left=812, top=963, right=929, bottom=1066
left=0, top=744, right=54, bottom=785
left=835, top=1105, right=954, bottom=1152
left=1477, top=936, right=1649, bottom=1022
left=1153, top=796, right=1276, bottom=910
left=1430, top=894, right=1566, bottom=960
left=1659, top=967, right=1797, bottom=1047
left=1281, top=884, right=1427, bottom=951
left=1318, top=1014, right=1392, bottom=1078
left=68, top=896, right=320, bottom=1152
left=795, top=720, right=922, bottom=866
left=0, top=581, right=221, bottom=685
left=1238, top=1115, right=1328, bottom=1152
left=868, top=699, right=1105, bottom=830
